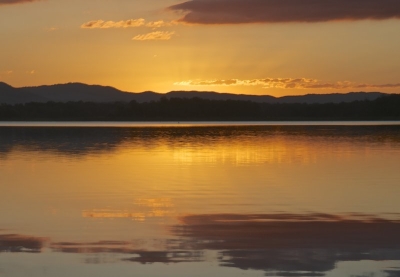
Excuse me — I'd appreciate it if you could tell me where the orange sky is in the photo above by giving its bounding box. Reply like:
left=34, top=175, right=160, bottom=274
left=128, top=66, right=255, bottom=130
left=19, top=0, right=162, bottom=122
left=1, top=0, right=400, bottom=96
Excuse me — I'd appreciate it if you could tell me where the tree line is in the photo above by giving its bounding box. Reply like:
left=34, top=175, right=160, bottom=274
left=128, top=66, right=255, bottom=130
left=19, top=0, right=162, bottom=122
left=0, top=94, right=400, bottom=121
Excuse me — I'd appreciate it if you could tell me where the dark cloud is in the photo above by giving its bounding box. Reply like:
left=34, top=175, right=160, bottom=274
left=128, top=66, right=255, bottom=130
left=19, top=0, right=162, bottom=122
left=167, top=0, right=400, bottom=24
left=0, top=0, right=41, bottom=5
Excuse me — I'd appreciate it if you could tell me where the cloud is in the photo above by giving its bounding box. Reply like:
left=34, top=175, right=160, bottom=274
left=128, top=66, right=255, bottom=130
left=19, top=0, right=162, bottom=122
left=145, top=20, right=177, bottom=29
left=81, top=19, right=177, bottom=29
left=133, top=31, right=175, bottom=41
left=0, top=0, right=40, bottom=5
left=174, top=78, right=400, bottom=90
left=167, top=0, right=400, bottom=24
left=81, top=19, right=145, bottom=29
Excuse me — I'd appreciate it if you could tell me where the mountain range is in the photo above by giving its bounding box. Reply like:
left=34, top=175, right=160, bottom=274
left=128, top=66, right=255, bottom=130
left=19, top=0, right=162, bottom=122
left=0, top=82, right=387, bottom=105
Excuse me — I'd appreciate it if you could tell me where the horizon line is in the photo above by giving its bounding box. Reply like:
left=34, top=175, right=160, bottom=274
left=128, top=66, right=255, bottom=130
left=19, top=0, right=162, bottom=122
left=0, top=81, right=393, bottom=99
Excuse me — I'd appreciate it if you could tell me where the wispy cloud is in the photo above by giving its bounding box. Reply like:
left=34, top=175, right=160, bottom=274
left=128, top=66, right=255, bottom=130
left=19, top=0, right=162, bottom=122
left=167, top=0, right=400, bottom=24
left=81, top=19, right=145, bottom=29
left=81, top=19, right=177, bottom=29
left=133, top=31, right=175, bottom=41
left=145, top=20, right=177, bottom=29
left=0, top=0, right=41, bottom=5
left=175, top=78, right=400, bottom=90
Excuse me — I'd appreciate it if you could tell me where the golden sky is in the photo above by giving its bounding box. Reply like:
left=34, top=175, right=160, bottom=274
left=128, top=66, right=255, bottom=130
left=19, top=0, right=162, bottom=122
left=1, top=0, right=400, bottom=96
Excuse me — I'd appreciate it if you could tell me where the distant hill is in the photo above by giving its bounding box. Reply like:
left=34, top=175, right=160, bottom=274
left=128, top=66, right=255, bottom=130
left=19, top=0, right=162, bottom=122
left=163, top=91, right=385, bottom=104
left=0, top=82, right=388, bottom=105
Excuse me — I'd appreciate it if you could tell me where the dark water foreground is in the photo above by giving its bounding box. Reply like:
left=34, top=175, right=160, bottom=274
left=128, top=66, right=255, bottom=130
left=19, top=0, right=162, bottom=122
left=1, top=122, right=400, bottom=277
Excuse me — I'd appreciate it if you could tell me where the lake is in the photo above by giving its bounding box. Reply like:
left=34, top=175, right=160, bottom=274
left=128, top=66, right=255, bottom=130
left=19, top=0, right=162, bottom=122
left=1, top=122, right=400, bottom=277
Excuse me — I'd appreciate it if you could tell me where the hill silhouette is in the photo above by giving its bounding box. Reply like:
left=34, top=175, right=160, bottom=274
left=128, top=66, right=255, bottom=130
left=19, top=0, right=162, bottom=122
left=0, top=82, right=386, bottom=104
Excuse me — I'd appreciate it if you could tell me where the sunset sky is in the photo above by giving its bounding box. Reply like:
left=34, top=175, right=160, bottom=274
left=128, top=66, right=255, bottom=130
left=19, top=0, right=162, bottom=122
left=1, top=0, right=400, bottom=96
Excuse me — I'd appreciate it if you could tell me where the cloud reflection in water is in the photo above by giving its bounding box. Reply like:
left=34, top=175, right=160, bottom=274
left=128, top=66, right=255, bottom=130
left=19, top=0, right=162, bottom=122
left=2, top=213, right=400, bottom=276
left=0, top=234, right=47, bottom=253
left=171, top=213, right=400, bottom=276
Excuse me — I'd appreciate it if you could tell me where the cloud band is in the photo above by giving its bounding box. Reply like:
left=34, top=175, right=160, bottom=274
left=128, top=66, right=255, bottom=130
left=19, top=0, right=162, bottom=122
left=168, top=0, right=400, bottom=24
left=81, top=19, right=145, bottom=29
left=174, top=78, right=400, bottom=90
left=133, top=31, right=175, bottom=41
left=81, top=19, right=176, bottom=29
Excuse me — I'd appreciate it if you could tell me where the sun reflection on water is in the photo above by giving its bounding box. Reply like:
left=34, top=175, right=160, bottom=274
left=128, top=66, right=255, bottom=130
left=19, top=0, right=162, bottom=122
left=82, top=198, right=175, bottom=221
left=171, top=142, right=319, bottom=166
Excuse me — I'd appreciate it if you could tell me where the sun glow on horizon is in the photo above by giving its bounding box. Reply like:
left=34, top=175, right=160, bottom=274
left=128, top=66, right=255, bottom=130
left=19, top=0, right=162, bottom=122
left=0, top=0, right=399, bottom=97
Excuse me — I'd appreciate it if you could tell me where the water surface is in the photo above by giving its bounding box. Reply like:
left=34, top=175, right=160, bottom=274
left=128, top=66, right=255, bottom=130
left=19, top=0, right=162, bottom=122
left=1, top=123, right=400, bottom=277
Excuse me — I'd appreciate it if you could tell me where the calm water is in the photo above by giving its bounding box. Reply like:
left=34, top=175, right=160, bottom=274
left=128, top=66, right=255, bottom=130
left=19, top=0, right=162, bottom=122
left=1, top=122, right=400, bottom=277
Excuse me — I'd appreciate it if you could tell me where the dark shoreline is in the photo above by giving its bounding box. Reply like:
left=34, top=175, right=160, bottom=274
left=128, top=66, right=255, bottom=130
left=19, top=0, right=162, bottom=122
left=1, top=94, right=400, bottom=121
